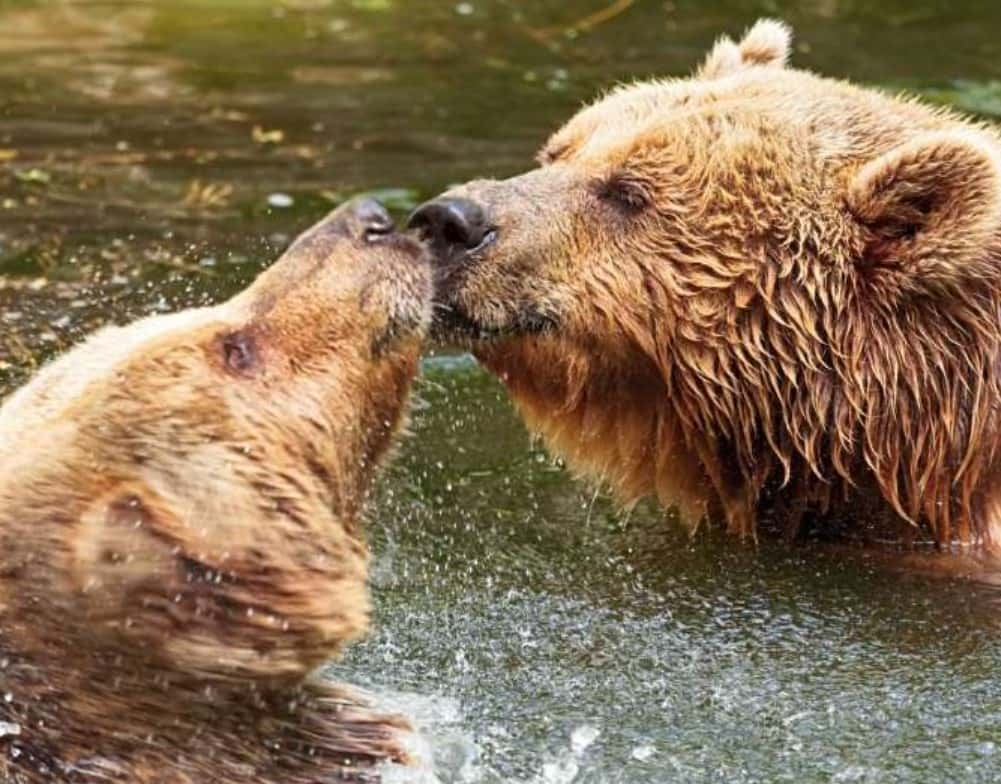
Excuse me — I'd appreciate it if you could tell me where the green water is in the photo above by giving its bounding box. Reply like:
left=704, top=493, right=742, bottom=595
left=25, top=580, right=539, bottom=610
left=2, top=2, right=1001, bottom=782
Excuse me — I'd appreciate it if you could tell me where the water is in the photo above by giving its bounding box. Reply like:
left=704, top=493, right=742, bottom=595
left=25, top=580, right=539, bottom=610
left=3, top=2, right=1001, bottom=782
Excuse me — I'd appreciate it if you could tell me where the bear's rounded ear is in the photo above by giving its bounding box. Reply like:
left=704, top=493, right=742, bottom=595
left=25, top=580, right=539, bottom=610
left=698, top=19, right=792, bottom=79
left=846, top=131, right=1001, bottom=294
left=74, top=482, right=180, bottom=594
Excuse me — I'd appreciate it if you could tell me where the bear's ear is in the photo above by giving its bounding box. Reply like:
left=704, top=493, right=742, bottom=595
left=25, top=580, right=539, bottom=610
left=846, top=131, right=1001, bottom=294
left=74, top=482, right=181, bottom=594
left=698, top=19, right=792, bottom=79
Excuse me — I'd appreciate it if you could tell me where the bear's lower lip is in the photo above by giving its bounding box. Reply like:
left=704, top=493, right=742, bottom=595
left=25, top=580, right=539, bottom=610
left=430, top=303, right=502, bottom=342
left=430, top=300, right=557, bottom=343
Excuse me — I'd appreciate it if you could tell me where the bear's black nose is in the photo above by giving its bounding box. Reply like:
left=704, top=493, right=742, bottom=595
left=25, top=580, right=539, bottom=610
left=408, top=198, right=488, bottom=254
left=323, top=197, right=396, bottom=241
left=351, top=197, right=394, bottom=240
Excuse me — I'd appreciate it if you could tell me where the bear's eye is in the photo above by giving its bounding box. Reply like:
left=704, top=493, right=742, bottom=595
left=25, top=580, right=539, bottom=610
left=220, top=330, right=258, bottom=374
left=596, top=175, right=651, bottom=214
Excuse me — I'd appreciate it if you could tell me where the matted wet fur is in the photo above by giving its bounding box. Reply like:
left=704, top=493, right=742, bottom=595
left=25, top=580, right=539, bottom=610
left=417, top=20, right=1001, bottom=554
left=0, top=198, right=431, bottom=781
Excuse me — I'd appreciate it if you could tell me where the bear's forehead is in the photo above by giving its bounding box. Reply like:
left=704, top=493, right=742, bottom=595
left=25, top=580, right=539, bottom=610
left=542, top=67, right=959, bottom=173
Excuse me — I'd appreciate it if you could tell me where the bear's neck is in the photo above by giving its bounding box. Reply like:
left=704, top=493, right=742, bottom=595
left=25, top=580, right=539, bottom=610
left=475, top=335, right=713, bottom=526
left=306, top=347, right=420, bottom=526
left=474, top=311, right=1001, bottom=551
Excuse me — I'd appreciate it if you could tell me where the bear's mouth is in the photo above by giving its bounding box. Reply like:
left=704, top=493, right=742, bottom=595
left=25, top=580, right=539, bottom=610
left=410, top=217, right=558, bottom=343
left=430, top=297, right=558, bottom=343
left=429, top=301, right=499, bottom=341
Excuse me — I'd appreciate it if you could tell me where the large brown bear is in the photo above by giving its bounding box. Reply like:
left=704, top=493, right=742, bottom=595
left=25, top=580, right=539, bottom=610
left=0, top=199, right=430, bottom=782
left=411, top=20, right=1001, bottom=555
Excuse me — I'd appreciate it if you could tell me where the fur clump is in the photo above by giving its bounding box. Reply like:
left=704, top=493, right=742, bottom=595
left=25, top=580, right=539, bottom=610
left=0, top=200, right=431, bottom=781
left=0, top=657, right=409, bottom=783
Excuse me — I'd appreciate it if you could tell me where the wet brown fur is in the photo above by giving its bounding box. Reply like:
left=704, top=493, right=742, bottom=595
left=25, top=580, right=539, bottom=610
left=0, top=201, right=432, bottom=781
left=433, top=20, right=1001, bottom=554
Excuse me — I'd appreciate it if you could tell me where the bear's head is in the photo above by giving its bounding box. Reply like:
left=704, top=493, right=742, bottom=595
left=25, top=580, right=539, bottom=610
left=412, top=20, right=1001, bottom=545
left=0, top=198, right=432, bottom=683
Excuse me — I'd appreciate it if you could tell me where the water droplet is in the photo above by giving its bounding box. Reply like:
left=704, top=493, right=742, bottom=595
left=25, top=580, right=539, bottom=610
left=539, top=758, right=578, bottom=784
left=570, top=724, right=599, bottom=754
left=631, top=744, right=655, bottom=761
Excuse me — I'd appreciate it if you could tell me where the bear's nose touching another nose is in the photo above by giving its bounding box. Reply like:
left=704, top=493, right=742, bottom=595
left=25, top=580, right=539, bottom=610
left=408, top=196, right=491, bottom=256
left=0, top=198, right=431, bottom=783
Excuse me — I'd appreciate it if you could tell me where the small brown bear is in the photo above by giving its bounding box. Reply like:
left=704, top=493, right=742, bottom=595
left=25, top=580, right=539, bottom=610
left=412, top=20, right=1001, bottom=555
left=0, top=199, right=430, bottom=782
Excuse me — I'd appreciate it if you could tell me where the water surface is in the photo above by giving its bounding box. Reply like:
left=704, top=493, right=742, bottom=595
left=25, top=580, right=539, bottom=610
left=2, top=2, right=1001, bottom=782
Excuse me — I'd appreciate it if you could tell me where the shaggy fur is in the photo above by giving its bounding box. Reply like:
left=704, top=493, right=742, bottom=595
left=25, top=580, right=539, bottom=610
left=423, top=20, right=1001, bottom=552
left=0, top=200, right=431, bottom=781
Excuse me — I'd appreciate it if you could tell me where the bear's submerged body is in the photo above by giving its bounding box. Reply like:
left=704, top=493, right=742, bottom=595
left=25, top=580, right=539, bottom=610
left=414, top=20, right=1001, bottom=559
